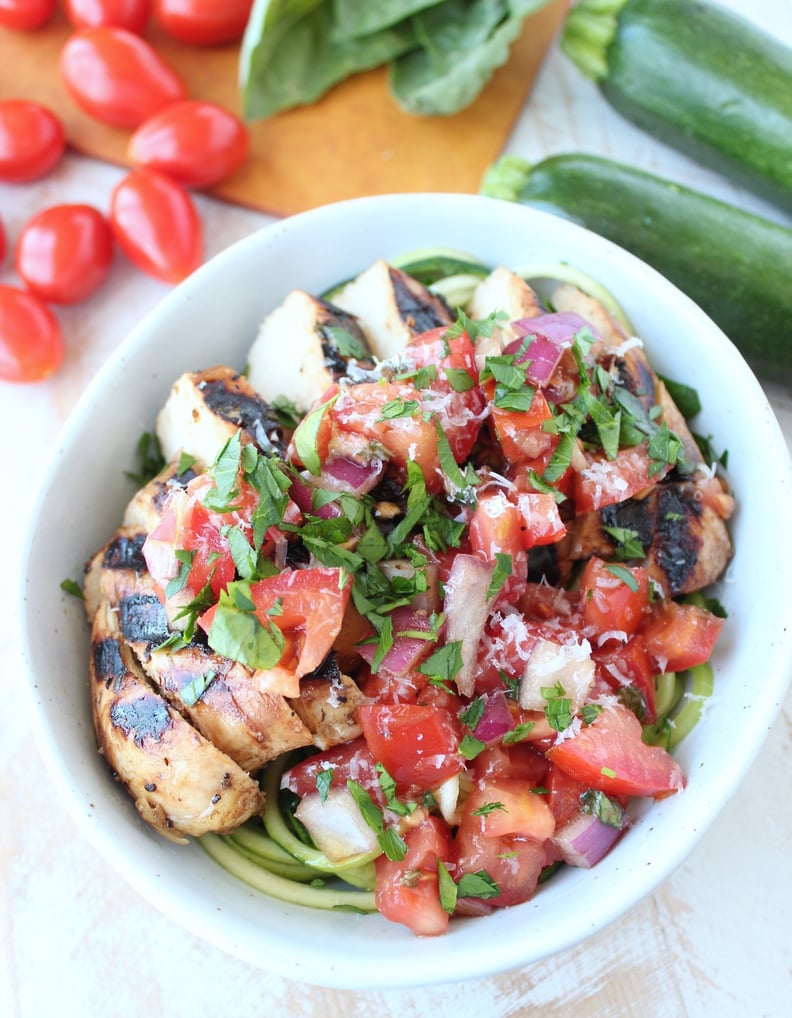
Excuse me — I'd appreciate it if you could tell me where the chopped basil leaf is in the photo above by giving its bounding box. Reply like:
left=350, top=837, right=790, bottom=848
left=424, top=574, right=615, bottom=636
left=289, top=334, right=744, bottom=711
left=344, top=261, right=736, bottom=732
left=60, top=577, right=84, bottom=600
left=602, top=525, right=645, bottom=561
left=176, top=451, right=196, bottom=476
left=580, top=788, right=624, bottom=829
left=324, top=325, right=368, bottom=361
left=165, top=549, right=194, bottom=600
left=418, top=641, right=463, bottom=685
left=472, top=801, right=506, bottom=817
left=206, top=583, right=285, bottom=670
left=659, top=374, right=701, bottom=420
left=438, top=861, right=458, bottom=915
left=459, top=696, right=486, bottom=733
left=315, top=767, right=334, bottom=803
left=444, top=367, right=475, bottom=392
left=223, top=524, right=258, bottom=579
left=456, top=870, right=499, bottom=900
left=294, top=393, right=339, bottom=476
left=486, top=552, right=512, bottom=601
left=459, top=733, right=487, bottom=760
left=271, top=394, right=302, bottom=431
left=581, top=703, right=604, bottom=725
left=604, top=563, right=640, bottom=592
left=179, top=669, right=216, bottom=708
left=125, top=430, right=165, bottom=486
left=379, top=398, right=420, bottom=421
left=502, top=721, right=535, bottom=744
left=346, top=779, right=406, bottom=861
left=203, top=431, right=242, bottom=511
left=375, top=763, right=417, bottom=818
left=542, top=681, right=573, bottom=732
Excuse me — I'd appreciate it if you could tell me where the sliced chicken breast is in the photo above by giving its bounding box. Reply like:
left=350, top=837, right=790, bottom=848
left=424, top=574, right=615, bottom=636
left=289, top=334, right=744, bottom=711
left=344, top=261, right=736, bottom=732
left=156, top=365, right=285, bottom=469
left=90, top=602, right=263, bottom=844
left=332, top=260, right=453, bottom=361
left=247, top=289, right=373, bottom=413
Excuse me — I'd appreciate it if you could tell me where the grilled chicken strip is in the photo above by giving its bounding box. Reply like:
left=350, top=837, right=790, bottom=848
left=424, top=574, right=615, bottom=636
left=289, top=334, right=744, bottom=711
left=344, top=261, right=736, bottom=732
left=90, top=601, right=263, bottom=844
left=468, top=267, right=545, bottom=367
left=86, top=530, right=362, bottom=770
left=156, top=365, right=285, bottom=469
left=332, top=260, right=454, bottom=361
left=247, top=290, right=373, bottom=413
left=122, top=461, right=196, bottom=534
left=290, top=653, right=364, bottom=750
left=559, top=479, right=733, bottom=596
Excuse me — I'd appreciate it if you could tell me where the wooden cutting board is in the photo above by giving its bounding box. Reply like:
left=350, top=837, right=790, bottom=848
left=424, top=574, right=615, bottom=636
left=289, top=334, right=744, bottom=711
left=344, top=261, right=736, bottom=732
left=0, top=2, right=568, bottom=217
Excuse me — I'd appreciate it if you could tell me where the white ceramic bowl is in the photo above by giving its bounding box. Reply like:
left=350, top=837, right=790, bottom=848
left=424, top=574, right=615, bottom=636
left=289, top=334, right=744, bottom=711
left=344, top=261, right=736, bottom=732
left=20, top=194, right=792, bottom=989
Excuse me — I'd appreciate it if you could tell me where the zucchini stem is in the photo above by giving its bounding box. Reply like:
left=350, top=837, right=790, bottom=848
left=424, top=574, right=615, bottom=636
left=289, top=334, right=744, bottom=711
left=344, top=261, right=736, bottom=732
left=561, top=0, right=626, bottom=81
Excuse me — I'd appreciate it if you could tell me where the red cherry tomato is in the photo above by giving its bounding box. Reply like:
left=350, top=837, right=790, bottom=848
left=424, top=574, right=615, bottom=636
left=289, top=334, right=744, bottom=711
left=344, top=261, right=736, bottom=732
left=128, top=101, right=249, bottom=188
left=109, top=168, right=202, bottom=283
left=153, top=0, right=253, bottom=46
left=63, top=0, right=151, bottom=32
left=0, top=285, right=64, bottom=383
left=59, top=27, right=186, bottom=128
left=0, top=100, right=66, bottom=182
left=0, top=0, right=56, bottom=30
left=15, top=204, right=114, bottom=305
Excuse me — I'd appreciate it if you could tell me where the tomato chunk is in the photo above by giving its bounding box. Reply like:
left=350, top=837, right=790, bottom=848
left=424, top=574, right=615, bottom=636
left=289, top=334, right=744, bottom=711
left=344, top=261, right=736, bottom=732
left=580, top=557, right=651, bottom=641
left=375, top=817, right=452, bottom=937
left=640, top=599, right=724, bottom=673
left=358, top=703, right=462, bottom=795
left=549, top=704, right=685, bottom=799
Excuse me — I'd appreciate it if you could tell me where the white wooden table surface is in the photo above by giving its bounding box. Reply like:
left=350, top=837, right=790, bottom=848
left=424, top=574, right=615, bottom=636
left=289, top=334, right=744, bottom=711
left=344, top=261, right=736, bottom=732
left=2, top=2, right=791, bottom=1015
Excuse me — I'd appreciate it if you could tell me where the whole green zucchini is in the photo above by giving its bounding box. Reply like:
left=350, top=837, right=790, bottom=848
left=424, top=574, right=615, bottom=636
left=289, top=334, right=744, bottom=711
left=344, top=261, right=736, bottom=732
left=561, top=0, right=792, bottom=211
left=480, top=152, right=792, bottom=382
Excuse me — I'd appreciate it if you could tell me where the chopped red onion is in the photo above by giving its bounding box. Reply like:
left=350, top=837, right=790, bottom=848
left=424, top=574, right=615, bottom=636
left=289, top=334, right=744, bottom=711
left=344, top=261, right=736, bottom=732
left=321, top=456, right=384, bottom=496
left=551, top=811, right=624, bottom=869
left=356, top=606, right=435, bottom=677
left=506, top=312, right=599, bottom=386
left=289, top=475, right=342, bottom=519
left=474, top=689, right=514, bottom=742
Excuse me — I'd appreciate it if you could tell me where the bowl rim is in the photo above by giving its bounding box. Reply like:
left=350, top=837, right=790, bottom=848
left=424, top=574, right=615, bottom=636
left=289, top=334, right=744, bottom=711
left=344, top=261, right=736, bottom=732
left=19, top=192, right=792, bottom=989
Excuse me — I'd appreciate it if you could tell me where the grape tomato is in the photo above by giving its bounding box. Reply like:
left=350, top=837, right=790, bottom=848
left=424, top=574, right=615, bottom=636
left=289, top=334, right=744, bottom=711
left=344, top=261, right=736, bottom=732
left=59, top=27, right=186, bottom=128
left=0, top=285, right=64, bottom=383
left=15, top=204, right=114, bottom=305
left=64, top=0, right=152, bottom=32
left=128, top=101, right=249, bottom=188
left=0, top=99, right=66, bottom=183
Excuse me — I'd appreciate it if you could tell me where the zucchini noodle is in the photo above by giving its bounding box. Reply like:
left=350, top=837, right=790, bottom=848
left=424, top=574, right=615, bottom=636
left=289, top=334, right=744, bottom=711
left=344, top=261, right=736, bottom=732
left=200, top=834, right=376, bottom=912
left=644, top=664, right=715, bottom=750
left=512, top=261, right=634, bottom=333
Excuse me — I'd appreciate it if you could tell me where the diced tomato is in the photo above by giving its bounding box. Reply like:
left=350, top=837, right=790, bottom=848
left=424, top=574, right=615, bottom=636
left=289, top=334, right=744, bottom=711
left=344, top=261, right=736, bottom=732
left=573, top=445, right=669, bottom=514
left=549, top=704, right=685, bottom=799
left=473, top=741, right=549, bottom=785
left=468, top=777, right=555, bottom=841
left=513, top=491, right=566, bottom=548
left=375, top=816, right=453, bottom=937
left=406, top=326, right=486, bottom=462
left=640, top=599, right=724, bottom=673
left=580, top=557, right=651, bottom=641
left=247, top=566, right=352, bottom=677
left=484, top=379, right=557, bottom=465
left=143, top=477, right=236, bottom=600
left=453, top=784, right=553, bottom=908
left=545, top=764, right=590, bottom=827
left=469, top=490, right=528, bottom=605
left=593, top=635, right=658, bottom=724
left=281, top=738, right=382, bottom=803
left=330, top=381, right=441, bottom=488
left=357, top=703, right=463, bottom=795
